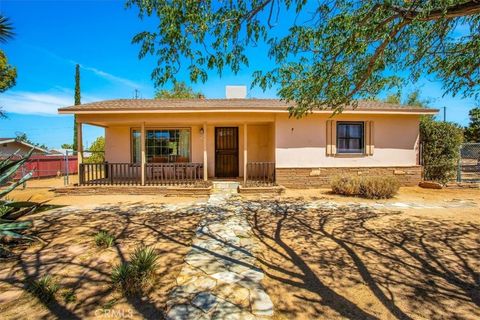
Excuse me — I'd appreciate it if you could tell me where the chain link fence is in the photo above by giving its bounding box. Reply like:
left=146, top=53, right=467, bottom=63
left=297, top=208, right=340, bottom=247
left=0, top=151, right=78, bottom=187
left=458, top=143, right=480, bottom=183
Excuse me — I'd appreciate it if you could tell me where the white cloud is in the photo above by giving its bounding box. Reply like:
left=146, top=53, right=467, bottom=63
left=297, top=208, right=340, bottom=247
left=79, top=65, right=142, bottom=89
left=22, top=43, right=145, bottom=89
left=0, top=90, right=102, bottom=115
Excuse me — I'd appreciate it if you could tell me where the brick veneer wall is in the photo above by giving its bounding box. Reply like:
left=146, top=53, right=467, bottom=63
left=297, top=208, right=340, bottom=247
left=276, top=166, right=422, bottom=188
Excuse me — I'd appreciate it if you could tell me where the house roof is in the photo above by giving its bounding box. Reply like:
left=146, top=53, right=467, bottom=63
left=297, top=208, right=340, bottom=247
left=58, top=98, right=438, bottom=115
left=0, top=138, right=49, bottom=154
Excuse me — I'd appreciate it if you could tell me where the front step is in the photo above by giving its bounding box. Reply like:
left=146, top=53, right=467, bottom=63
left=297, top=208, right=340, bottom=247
left=212, top=181, right=240, bottom=193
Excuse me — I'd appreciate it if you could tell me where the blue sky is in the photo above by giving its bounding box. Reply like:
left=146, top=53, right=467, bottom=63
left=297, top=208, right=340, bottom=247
left=0, top=0, right=477, bottom=149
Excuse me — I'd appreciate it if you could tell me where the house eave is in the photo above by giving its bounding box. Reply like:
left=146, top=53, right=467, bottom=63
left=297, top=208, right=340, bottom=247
left=58, top=108, right=438, bottom=116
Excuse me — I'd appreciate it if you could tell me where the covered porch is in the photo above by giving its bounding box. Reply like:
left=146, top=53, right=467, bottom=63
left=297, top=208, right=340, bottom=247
left=76, top=112, right=276, bottom=187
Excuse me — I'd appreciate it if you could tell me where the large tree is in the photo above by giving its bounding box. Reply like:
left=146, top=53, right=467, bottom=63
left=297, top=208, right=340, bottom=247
left=0, top=15, right=16, bottom=118
left=127, top=0, right=480, bottom=117
left=155, top=81, right=204, bottom=99
left=464, top=107, right=480, bottom=142
left=73, top=64, right=81, bottom=152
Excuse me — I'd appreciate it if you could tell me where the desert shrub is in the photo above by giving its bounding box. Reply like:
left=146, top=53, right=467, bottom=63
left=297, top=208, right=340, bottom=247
left=359, top=176, right=400, bottom=199
left=111, top=263, right=137, bottom=295
left=331, top=176, right=399, bottom=199
left=130, top=246, right=159, bottom=281
left=111, top=246, right=159, bottom=295
left=420, top=117, right=463, bottom=184
left=331, top=176, right=362, bottom=196
left=62, top=289, right=77, bottom=303
left=27, top=275, right=59, bottom=304
left=94, top=230, right=115, bottom=248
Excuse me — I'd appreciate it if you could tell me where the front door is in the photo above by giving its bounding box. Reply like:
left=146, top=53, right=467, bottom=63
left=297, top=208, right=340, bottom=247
left=215, top=127, right=239, bottom=178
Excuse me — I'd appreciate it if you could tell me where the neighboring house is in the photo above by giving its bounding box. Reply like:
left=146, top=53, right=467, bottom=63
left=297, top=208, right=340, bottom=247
left=0, top=138, right=49, bottom=157
left=58, top=86, right=438, bottom=187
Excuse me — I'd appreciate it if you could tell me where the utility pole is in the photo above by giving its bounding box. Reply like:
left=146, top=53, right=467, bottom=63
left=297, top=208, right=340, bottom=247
left=133, top=89, right=140, bottom=99
left=443, top=106, right=447, bottom=122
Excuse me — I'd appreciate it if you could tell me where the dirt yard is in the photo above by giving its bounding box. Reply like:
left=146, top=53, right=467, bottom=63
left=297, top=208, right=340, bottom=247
left=243, top=193, right=480, bottom=319
left=0, top=200, right=204, bottom=319
left=1, top=180, right=479, bottom=319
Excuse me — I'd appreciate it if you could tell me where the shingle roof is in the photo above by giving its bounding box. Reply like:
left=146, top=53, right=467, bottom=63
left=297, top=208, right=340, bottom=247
left=58, top=98, right=438, bottom=113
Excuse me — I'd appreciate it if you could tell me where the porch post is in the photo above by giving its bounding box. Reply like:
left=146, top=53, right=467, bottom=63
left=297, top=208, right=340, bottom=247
left=243, top=123, right=248, bottom=185
left=77, top=121, right=83, bottom=173
left=203, top=123, right=208, bottom=181
left=141, top=122, right=146, bottom=186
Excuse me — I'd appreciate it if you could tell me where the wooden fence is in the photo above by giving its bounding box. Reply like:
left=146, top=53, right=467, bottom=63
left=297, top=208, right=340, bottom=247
left=246, top=162, right=276, bottom=186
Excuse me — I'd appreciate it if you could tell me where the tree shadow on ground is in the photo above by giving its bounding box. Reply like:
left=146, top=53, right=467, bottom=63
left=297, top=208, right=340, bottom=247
left=0, top=201, right=204, bottom=319
left=242, top=199, right=479, bottom=319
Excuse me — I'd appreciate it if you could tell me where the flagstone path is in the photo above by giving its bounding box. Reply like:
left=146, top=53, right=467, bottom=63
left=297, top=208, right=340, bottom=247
left=165, top=193, right=273, bottom=319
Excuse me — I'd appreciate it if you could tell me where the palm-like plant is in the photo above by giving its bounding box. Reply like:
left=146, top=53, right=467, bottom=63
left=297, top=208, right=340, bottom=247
left=0, top=149, right=35, bottom=240
left=0, top=15, right=14, bottom=43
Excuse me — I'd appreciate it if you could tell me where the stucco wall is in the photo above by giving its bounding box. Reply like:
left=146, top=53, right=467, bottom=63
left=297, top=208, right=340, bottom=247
left=105, top=127, right=131, bottom=163
left=104, top=123, right=273, bottom=178
left=275, top=114, right=420, bottom=168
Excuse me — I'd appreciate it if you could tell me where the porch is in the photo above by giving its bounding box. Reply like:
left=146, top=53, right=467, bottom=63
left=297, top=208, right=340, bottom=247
left=76, top=115, right=276, bottom=187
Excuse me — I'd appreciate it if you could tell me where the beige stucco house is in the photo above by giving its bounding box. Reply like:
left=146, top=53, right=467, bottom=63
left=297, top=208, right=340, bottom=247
left=58, top=90, right=437, bottom=188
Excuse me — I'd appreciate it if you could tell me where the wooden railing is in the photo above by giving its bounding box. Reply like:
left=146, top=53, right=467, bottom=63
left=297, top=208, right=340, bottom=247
left=246, top=162, right=276, bottom=186
left=146, top=163, right=203, bottom=185
left=79, top=162, right=204, bottom=186
left=80, top=163, right=141, bottom=186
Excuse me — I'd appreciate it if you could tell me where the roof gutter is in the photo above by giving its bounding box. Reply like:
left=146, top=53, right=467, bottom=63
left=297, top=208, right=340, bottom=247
left=58, top=108, right=439, bottom=116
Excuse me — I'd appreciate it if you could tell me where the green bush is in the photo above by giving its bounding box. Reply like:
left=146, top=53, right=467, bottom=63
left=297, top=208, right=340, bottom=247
left=111, top=246, right=159, bottom=296
left=27, top=275, right=59, bottom=304
left=94, top=230, right=115, bottom=248
left=331, top=176, right=399, bottom=199
left=420, top=117, right=463, bottom=184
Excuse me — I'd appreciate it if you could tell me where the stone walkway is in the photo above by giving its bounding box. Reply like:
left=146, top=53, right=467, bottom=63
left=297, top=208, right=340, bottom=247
left=165, top=193, right=273, bottom=319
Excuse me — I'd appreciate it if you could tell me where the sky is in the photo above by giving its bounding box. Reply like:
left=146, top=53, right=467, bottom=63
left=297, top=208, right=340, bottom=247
left=0, top=0, right=477, bottom=149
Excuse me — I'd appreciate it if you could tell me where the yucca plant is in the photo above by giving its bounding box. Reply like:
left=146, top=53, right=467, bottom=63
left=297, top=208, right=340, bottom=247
left=0, top=149, right=36, bottom=240
left=94, top=230, right=115, bottom=248
left=111, top=246, right=159, bottom=295
left=27, top=275, right=59, bottom=304
left=130, top=246, right=159, bottom=281
left=111, top=263, right=137, bottom=295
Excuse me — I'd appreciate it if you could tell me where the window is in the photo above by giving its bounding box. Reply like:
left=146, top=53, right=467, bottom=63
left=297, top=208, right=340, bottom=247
left=132, top=128, right=191, bottom=163
left=336, top=122, right=364, bottom=154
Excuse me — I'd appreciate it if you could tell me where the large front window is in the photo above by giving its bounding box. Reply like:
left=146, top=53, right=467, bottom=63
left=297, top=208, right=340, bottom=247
left=132, top=128, right=191, bottom=163
left=336, top=122, right=364, bottom=154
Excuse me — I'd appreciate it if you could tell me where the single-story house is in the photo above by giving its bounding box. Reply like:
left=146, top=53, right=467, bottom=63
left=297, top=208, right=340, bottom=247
left=0, top=138, right=49, bottom=157
left=58, top=86, right=438, bottom=188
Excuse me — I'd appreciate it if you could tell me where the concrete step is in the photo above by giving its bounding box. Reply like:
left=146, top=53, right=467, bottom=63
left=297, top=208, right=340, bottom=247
left=212, top=181, right=239, bottom=193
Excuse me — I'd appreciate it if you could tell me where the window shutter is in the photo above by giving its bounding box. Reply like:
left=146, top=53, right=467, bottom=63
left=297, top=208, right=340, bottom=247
left=331, top=120, right=337, bottom=155
left=326, top=120, right=337, bottom=156
left=326, top=120, right=332, bottom=156
left=365, top=121, right=375, bottom=156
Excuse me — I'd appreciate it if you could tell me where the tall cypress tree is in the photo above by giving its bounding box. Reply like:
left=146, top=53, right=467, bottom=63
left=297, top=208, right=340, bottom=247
left=73, top=64, right=81, bottom=152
